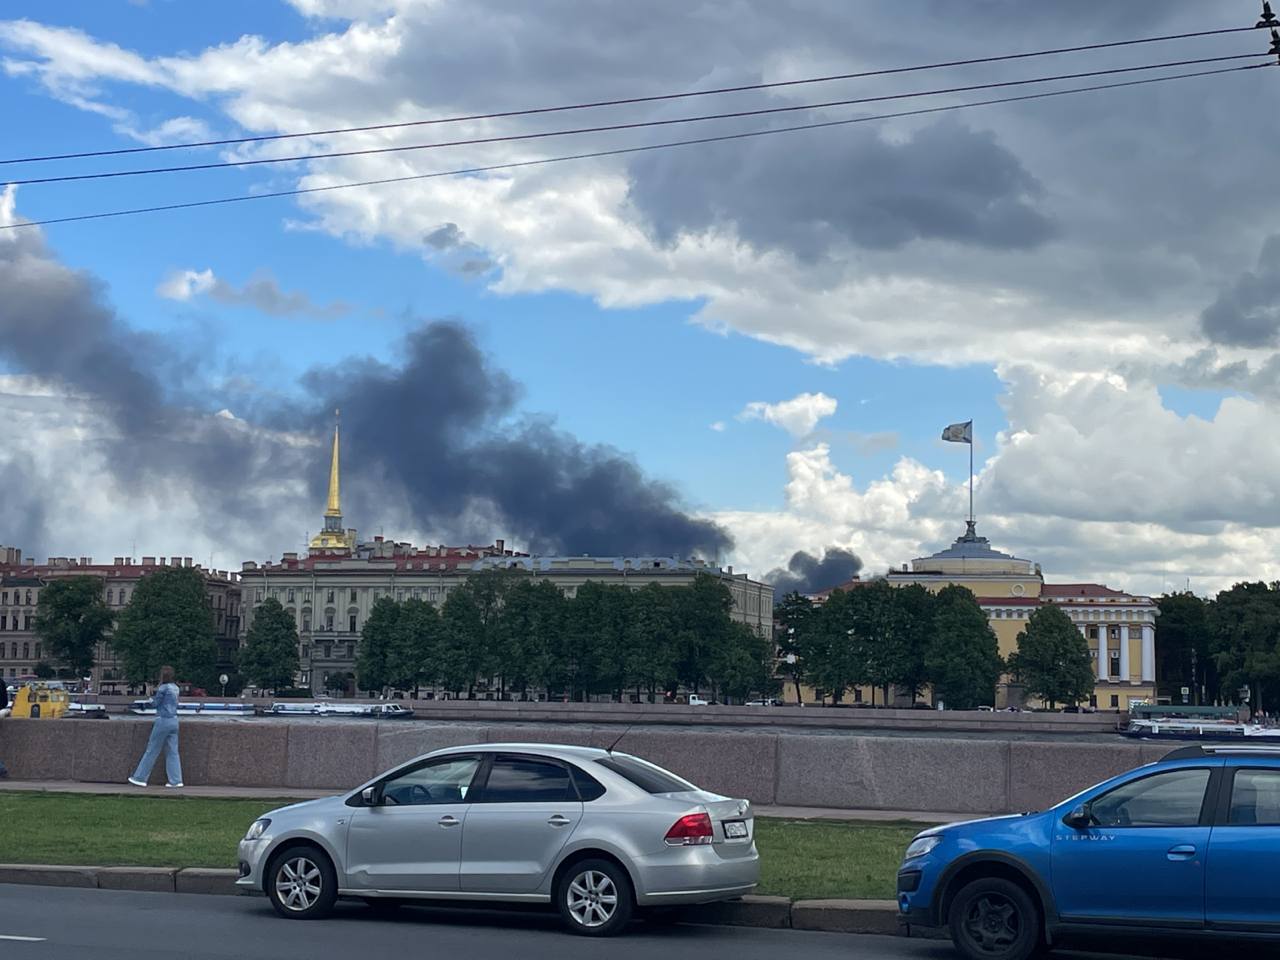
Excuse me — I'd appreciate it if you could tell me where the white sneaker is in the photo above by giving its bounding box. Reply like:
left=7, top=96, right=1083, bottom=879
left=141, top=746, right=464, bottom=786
left=127, top=777, right=146, bottom=787
left=165, top=782, right=184, bottom=788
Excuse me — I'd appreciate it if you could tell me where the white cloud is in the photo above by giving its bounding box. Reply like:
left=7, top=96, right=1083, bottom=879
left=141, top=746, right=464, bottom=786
left=717, top=369, right=1280, bottom=595
left=157, top=268, right=216, bottom=301
left=157, top=267, right=351, bottom=319
left=709, top=421, right=726, bottom=432
left=739, top=392, right=838, bottom=438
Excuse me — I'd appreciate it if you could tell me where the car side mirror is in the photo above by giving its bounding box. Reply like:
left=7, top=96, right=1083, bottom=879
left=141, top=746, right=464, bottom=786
left=361, top=786, right=379, bottom=806
left=1063, top=804, right=1094, bottom=830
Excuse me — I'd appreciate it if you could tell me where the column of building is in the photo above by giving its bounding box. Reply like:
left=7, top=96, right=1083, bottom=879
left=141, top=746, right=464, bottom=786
left=1141, top=621, right=1155, bottom=682
left=1096, top=618, right=1108, bottom=683
left=1119, top=620, right=1130, bottom=683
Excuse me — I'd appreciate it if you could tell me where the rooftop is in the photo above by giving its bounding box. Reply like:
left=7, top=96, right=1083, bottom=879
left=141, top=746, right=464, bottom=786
left=914, top=521, right=1032, bottom=565
left=1042, top=583, right=1147, bottom=601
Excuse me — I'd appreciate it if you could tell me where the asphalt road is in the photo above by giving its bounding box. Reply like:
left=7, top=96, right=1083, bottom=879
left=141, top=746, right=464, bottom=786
left=0, top=885, right=1196, bottom=960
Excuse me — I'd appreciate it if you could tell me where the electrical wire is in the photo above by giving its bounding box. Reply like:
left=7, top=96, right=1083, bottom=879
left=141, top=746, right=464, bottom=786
left=3, top=51, right=1270, bottom=188
left=2, top=61, right=1268, bottom=232
left=0, top=23, right=1267, bottom=167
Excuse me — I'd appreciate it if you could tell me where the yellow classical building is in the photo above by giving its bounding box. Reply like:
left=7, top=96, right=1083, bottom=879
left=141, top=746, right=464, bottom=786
left=885, top=521, right=1157, bottom=711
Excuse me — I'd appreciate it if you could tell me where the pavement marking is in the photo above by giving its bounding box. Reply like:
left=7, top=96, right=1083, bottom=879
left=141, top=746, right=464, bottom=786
left=0, top=935, right=47, bottom=942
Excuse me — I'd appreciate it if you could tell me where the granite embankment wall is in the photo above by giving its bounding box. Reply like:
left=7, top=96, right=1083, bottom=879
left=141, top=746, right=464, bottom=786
left=0, top=717, right=1170, bottom=814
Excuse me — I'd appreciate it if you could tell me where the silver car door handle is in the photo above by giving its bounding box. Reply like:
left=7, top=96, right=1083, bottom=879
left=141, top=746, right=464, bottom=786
left=438, top=815, right=461, bottom=827
left=1166, top=844, right=1196, bottom=861
left=548, top=815, right=572, bottom=827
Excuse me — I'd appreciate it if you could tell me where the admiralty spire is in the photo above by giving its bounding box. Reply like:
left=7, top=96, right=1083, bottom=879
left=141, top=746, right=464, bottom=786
left=308, top=411, right=356, bottom=554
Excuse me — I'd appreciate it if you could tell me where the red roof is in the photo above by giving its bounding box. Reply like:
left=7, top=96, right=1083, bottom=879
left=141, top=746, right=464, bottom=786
left=1041, top=583, right=1133, bottom=599
left=976, top=597, right=1043, bottom=606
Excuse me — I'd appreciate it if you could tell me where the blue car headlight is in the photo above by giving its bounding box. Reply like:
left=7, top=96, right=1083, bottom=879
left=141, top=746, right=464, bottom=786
left=244, top=818, right=271, bottom=841
left=904, top=835, right=941, bottom=860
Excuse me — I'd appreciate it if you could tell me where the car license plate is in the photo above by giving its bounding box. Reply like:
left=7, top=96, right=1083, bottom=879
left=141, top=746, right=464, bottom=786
left=724, top=820, right=748, bottom=839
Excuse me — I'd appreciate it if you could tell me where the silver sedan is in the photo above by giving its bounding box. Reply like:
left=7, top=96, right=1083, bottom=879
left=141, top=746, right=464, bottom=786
left=236, top=742, right=760, bottom=936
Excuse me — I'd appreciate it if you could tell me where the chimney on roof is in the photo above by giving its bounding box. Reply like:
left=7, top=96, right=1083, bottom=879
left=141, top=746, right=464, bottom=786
left=185, top=557, right=192, bottom=567
left=114, top=557, right=124, bottom=565
left=495, top=539, right=505, bottom=554
left=142, top=557, right=155, bottom=566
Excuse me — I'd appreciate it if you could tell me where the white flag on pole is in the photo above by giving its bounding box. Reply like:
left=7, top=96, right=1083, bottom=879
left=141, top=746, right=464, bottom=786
left=941, top=420, right=973, bottom=443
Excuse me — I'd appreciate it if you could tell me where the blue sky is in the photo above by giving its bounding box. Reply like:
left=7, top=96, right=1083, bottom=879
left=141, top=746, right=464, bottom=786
left=1, top=0, right=1271, bottom=593
left=0, top=0, right=1011, bottom=517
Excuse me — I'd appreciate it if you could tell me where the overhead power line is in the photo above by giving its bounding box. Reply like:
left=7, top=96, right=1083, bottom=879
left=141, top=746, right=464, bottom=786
left=2, top=61, right=1268, bottom=232
left=0, top=23, right=1268, bottom=168
left=3, top=51, right=1270, bottom=188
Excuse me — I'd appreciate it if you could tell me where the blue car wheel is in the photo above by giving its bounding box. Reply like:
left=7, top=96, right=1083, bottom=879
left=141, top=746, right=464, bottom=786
left=948, top=876, right=1041, bottom=960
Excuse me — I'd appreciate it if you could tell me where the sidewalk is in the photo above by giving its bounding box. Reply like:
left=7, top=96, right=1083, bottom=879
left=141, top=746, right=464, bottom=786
left=0, top=779, right=981, bottom=822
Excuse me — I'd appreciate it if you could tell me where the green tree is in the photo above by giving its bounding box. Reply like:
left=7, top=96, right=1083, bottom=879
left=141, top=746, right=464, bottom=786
left=1006, top=604, right=1095, bottom=709
left=1210, top=582, right=1280, bottom=713
left=388, top=598, right=440, bottom=694
left=33, top=660, right=56, bottom=680
left=672, top=574, right=735, bottom=695
left=500, top=579, right=567, bottom=699
left=798, top=588, right=862, bottom=703
left=33, top=576, right=113, bottom=677
left=625, top=583, right=678, bottom=703
left=708, top=621, right=778, bottom=703
left=1157, top=592, right=1215, bottom=704
left=357, top=596, right=400, bottom=694
left=238, top=597, right=300, bottom=693
left=925, top=585, right=1004, bottom=710
left=774, top=591, right=816, bottom=705
left=892, top=584, right=937, bottom=704
left=111, top=567, right=218, bottom=689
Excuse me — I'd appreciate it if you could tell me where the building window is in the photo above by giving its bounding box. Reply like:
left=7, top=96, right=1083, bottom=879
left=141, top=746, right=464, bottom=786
left=22, top=643, right=29, bottom=659
left=0, top=642, right=5, bottom=658
left=346, top=643, right=355, bottom=659
left=349, top=614, right=357, bottom=632
left=412, top=588, right=421, bottom=599
left=0, top=591, right=6, bottom=605
left=0, top=615, right=5, bottom=632
left=302, top=616, right=311, bottom=633
left=1110, top=653, right=1121, bottom=678
left=23, top=616, right=32, bottom=631
left=350, top=589, right=357, bottom=603
left=120, top=588, right=128, bottom=604
left=1128, top=625, right=1142, bottom=640
left=327, top=590, right=335, bottom=603
left=853, top=687, right=863, bottom=703
left=10, top=643, right=16, bottom=659
left=304, top=590, right=312, bottom=603
left=1088, top=626, right=1099, bottom=640
left=287, top=589, right=295, bottom=603
left=323, top=644, right=332, bottom=659
left=106, top=589, right=113, bottom=605
left=1089, top=695, right=1098, bottom=708
left=24, top=590, right=32, bottom=605
left=1110, top=695, right=1120, bottom=708
left=256, top=589, right=264, bottom=602
left=993, top=610, right=1003, bottom=619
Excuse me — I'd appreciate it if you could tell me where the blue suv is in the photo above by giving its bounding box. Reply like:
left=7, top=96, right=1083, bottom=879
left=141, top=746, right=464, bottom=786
left=897, top=745, right=1280, bottom=960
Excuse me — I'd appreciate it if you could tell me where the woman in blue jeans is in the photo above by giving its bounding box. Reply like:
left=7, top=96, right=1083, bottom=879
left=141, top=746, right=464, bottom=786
left=128, top=665, right=183, bottom=788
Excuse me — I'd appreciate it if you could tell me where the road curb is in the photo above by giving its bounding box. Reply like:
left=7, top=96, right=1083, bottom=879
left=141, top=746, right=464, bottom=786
left=0, top=866, right=922, bottom=936
left=0, top=864, right=243, bottom=896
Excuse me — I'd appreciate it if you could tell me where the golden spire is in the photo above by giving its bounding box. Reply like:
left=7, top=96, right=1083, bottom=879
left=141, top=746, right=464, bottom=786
left=324, top=408, right=341, bottom=518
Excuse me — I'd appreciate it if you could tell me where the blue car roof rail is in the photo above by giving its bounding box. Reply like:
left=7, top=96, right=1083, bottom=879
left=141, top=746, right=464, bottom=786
left=1162, top=744, right=1280, bottom=761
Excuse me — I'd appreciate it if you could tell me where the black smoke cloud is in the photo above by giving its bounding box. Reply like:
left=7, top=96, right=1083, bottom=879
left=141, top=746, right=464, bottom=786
left=766, top=547, right=863, bottom=595
left=1200, top=236, right=1280, bottom=348
left=0, top=219, right=730, bottom=560
left=297, top=323, right=730, bottom=556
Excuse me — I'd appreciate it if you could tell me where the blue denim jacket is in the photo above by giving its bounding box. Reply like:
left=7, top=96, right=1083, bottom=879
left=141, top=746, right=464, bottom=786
left=153, top=683, right=180, bottom=720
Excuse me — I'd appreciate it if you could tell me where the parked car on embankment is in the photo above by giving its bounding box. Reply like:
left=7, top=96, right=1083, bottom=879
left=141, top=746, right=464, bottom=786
left=236, top=743, right=758, bottom=936
left=898, top=743, right=1280, bottom=960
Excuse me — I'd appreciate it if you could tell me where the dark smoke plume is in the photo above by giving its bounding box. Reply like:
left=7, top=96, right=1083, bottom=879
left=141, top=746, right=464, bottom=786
left=0, top=218, right=730, bottom=559
left=766, top=546, right=863, bottom=595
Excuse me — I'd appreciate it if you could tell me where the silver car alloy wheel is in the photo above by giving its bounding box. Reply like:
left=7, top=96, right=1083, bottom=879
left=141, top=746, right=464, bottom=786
left=275, top=856, right=323, bottom=912
left=566, top=869, right=618, bottom=928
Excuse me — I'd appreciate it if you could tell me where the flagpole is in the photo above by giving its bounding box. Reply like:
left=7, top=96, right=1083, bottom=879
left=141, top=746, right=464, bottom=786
left=969, top=421, right=974, bottom=525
